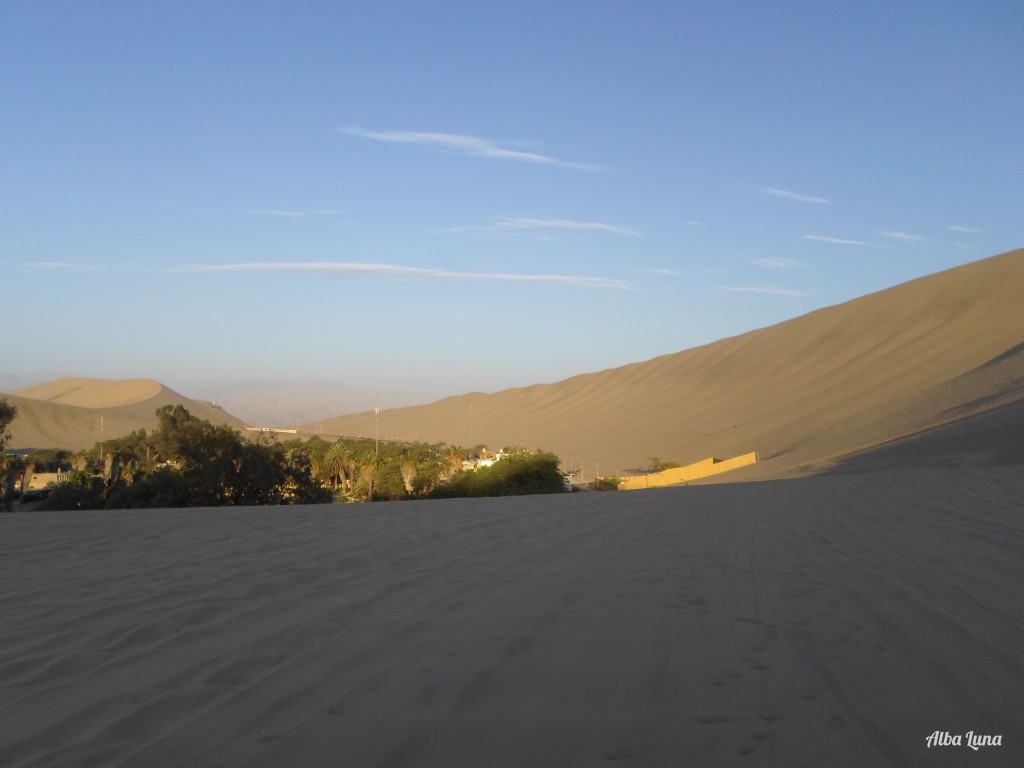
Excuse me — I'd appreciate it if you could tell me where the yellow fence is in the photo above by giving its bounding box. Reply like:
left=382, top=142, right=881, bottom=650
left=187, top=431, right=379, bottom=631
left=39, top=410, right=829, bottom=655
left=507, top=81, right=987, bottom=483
left=617, top=452, right=758, bottom=490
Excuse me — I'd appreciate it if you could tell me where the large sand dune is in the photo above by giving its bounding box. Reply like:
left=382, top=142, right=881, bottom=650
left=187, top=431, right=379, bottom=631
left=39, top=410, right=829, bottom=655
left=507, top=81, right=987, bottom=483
left=2, top=253, right=1021, bottom=765
left=9, top=378, right=165, bottom=409
left=2, top=378, right=243, bottom=451
left=315, top=248, right=1024, bottom=480
left=1, top=409, right=1021, bottom=766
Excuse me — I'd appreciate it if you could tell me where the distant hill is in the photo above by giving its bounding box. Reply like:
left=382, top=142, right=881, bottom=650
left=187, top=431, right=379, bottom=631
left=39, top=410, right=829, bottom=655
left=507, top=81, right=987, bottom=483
left=3, top=378, right=244, bottom=451
left=311, top=247, right=1024, bottom=480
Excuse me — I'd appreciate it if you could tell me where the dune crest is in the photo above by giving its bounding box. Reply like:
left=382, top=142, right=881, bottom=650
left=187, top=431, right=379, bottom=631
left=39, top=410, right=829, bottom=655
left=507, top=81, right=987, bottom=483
left=3, top=379, right=242, bottom=451
left=11, top=377, right=165, bottom=409
left=312, top=248, right=1024, bottom=478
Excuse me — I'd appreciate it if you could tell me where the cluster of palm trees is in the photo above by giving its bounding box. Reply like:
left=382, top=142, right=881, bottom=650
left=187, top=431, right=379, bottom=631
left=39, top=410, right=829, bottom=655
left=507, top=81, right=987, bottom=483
left=305, top=436, right=466, bottom=501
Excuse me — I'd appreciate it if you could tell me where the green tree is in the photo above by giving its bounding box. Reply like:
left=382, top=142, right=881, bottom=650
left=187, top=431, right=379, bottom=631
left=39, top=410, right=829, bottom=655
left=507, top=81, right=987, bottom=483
left=152, top=405, right=243, bottom=505
left=228, top=440, right=286, bottom=506
left=430, top=451, right=566, bottom=499
left=323, top=441, right=349, bottom=489
left=372, top=459, right=407, bottom=500
left=1, top=456, right=22, bottom=512
left=281, top=444, right=333, bottom=504
left=400, top=461, right=417, bottom=495
left=104, top=466, right=190, bottom=509
left=0, top=398, right=16, bottom=451
left=0, top=400, right=19, bottom=511
left=39, top=406, right=335, bottom=510
left=358, top=458, right=377, bottom=501
left=648, top=457, right=681, bottom=472
left=39, top=470, right=104, bottom=511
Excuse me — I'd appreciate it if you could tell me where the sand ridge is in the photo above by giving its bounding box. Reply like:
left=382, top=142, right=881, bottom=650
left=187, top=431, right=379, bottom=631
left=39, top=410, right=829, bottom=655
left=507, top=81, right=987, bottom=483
left=314, top=248, right=1024, bottom=479
left=3, top=380, right=243, bottom=451
left=5, top=249, right=1023, bottom=471
left=10, top=377, right=165, bottom=409
left=2, top=253, right=1023, bottom=764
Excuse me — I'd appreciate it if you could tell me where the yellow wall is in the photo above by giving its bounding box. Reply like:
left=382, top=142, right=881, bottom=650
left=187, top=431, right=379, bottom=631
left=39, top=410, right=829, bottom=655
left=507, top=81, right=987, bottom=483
left=617, top=452, right=758, bottom=490
left=26, top=471, right=67, bottom=490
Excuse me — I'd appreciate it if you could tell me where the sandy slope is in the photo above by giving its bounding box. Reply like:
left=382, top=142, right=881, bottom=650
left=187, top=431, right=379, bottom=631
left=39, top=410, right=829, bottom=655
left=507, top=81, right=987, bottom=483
left=2, top=379, right=243, bottom=451
left=3, top=256, right=1021, bottom=766
left=1, top=411, right=1021, bottom=766
left=9, top=378, right=165, bottom=409
left=314, top=248, right=1024, bottom=479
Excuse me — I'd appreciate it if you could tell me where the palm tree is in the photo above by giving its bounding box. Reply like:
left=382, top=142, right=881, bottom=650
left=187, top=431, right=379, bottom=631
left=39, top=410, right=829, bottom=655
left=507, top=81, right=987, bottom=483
left=323, top=441, right=348, bottom=489
left=400, top=461, right=417, bottom=495
left=70, top=450, right=92, bottom=472
left=359, top=459, right=377, bottom=501
left=442, top=445, right=463, bottom=480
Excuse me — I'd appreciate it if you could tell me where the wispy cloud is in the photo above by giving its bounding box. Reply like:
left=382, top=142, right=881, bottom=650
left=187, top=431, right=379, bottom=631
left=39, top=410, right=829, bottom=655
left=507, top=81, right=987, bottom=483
left=645, top=267, right=682, bottom=276
left=166, top=261, right=634, bottom=290
left=948, top=225, right=981, bottom=234
left=802, top=234, right=877, bottom=247
left=1, top=261, right=79, bottom=272
left=249, top=208, right=345, bottom=217
left=718, top=285, right=810, bottom=297
left=438, top=216, right=638, bottom=238
left=878, top=231, right=924, bottom=242
left=1, top=261, right=140, bottom=273
left=495, top=217, right=639, bottom=236
left=6, top=259, right=634, bottom=290
left=760, top=187, right=830, bottom=204
left=754, top=257, right=799, bottom=269
left=341, top=127, right=604, bottom=171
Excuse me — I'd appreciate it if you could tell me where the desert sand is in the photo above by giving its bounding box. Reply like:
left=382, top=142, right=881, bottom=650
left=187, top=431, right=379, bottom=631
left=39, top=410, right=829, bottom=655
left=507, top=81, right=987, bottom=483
left=316, top=248, right=1024, bottom=480
left=2, top=249, right=1022, bottom=765
left=9, top=378, right=166, bottom=410
left=6, top=250, right=1023, bottom=480
left=3, top=378, right=242, bottom=452
left=2, top=405, right=1022, bottom=767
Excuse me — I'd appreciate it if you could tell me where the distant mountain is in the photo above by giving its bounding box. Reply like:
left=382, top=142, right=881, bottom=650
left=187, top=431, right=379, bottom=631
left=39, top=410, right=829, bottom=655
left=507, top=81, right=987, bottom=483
left=311, top=248, right=1024, bottom=479
left=3, top=378, right=244, bottom=451
left=214, top=379, right=392, bottom=428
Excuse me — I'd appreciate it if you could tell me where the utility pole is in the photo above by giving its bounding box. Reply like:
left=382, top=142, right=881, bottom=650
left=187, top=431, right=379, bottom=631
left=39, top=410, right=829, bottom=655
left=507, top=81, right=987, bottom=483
left=375, top=390, right=380, bottom=457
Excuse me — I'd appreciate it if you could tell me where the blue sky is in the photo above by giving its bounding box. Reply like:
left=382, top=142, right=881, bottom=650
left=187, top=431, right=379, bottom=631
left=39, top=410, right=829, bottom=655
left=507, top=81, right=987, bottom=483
left=2, top=1, right=1021, bottom=419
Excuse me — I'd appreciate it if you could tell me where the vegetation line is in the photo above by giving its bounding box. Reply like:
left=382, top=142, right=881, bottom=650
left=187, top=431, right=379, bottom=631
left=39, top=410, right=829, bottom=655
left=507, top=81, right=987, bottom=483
left=1, top=401, right=568, bottom=511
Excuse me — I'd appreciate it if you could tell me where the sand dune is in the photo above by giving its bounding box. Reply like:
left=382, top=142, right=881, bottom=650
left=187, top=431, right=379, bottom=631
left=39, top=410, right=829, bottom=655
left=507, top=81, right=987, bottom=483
left=1, top=412, right=1021, bottom=766
left=7, top=249, right=1021, bottom=471
left=9, top=377, right=165, bottom=409
left=3, top=379, right=243, bottom=451
left=2, top=254, right=1021, bottom=765
left=314, top=248, right=1024, bottom=480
